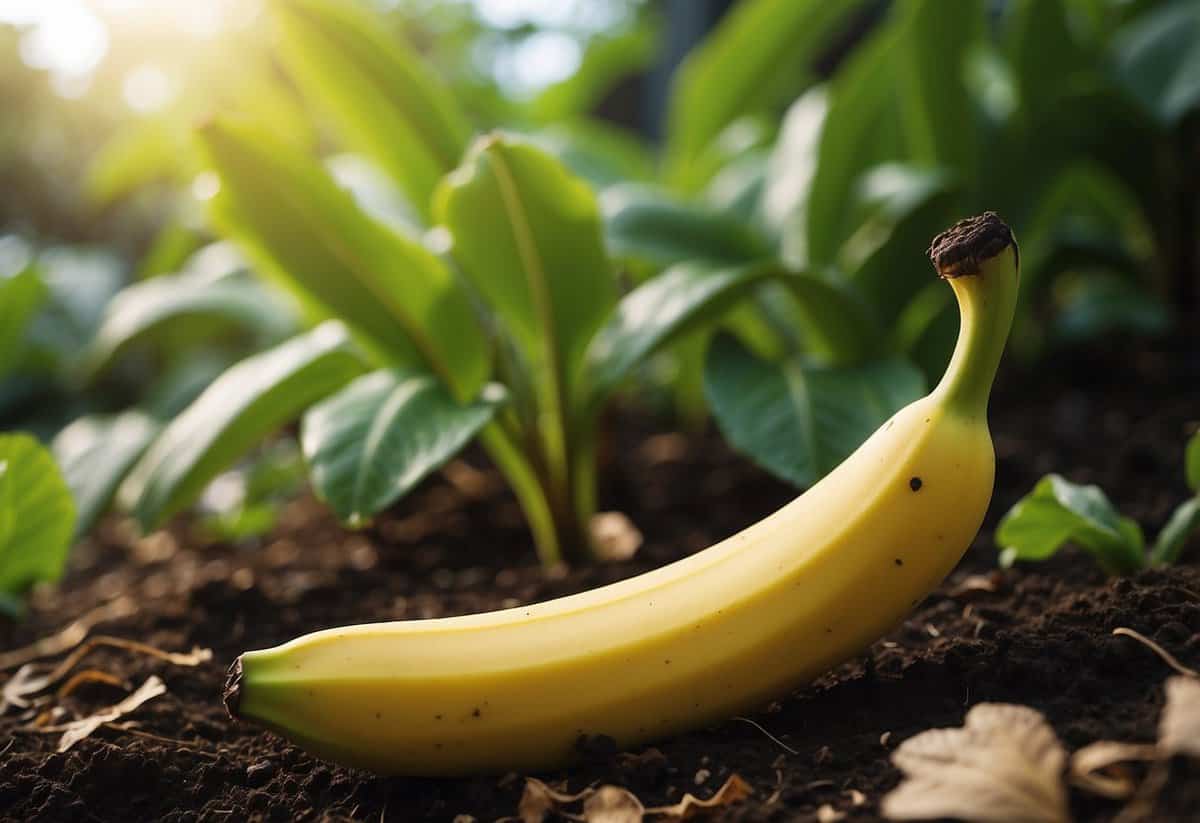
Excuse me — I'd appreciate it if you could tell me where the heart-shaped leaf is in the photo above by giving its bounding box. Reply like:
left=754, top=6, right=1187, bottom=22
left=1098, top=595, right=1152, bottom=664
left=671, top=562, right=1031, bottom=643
left=0, top=433, right=76, bottom=598
left=121, top=323, right=365, bottom=530
left=303, top=369, right=503, bottom=527
left=704, top=334, right=924, bottom=487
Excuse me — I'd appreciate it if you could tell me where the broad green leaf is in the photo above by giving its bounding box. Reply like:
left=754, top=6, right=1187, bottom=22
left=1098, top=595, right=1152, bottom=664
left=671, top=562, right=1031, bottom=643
left=761, top=88, right=829, bottom=265
left=665, top=0, right=868, bottom=187
left=199, top=119, right=489, bottom=400
left=86, top=271, right=297, bottom=377
left=531, top=120, right=655, bottom=190
left=580, top=262, right=785, bottom=411
left=1150, top=498, right=1200, bottom=566
left=0, top=433, right=75, bottom=597
left=435, top=134, right=617, bottom=401
left=778, top=274, right=882, bottom=366
left=894, top=0, right=983, bottom=178
left=270, top=0, right=471, bottom=217
left=704, top=334, right=924, bottom=488
left=1006, top=0, right=1093, bottom=121
left=996, top=474, right=1145, bottom=575
left=120, top=323, right=365, bottom=530
left=52, top=412, right=160, bottom=539
left=0, top=268, right=46, bottom=376
left=1113, top=0, right=1200, bottom=126
left=806, top=24, right=904, bottom=266
left=303, top=369, right=502, bottom=526
left=601, top=184, right=767, bottom=268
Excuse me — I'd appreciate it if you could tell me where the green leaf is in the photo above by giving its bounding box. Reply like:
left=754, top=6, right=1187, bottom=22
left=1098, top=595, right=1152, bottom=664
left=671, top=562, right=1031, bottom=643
left=806, top=25, right=904, bottom=266
left=1005, top=0, right=1094, bottom=121
left=580, top=261, right=785, bottom=411
left=601, top=184, right=768, bottom=268
left=665, top=0, right=868, bottom=186
left=199, top=118, right=490, bottom=400
left=86, top=271, right=297, bottom=377
left=269, top=0, right=471, bottom=217
left=996, top=474, right=1146, bottom=575
left=1187, top=431, right=1200, bottom=493
left=303, top=369, right=502, bottom=527
left=1150, top=497, right=1200, bottom=566
left=761, top=88, right=829, bottom=265
left=894, top=0, right=982, bottom=176
left=0, top=433, right=76, bottom=597
left=778, top=274, right=882, bottom=365
left=52, top=412, right=161, bottom=539
left=704, top=334, right=924, bottom=488
left=1113, top=0, right=1200, bottom=126
left=435, top=134, right=617, bottom=402
left=120, top=323, right=365, bottom=530
left=531, top=120, right=655, bottom=190
left=0, top=268, right=46, bottom=377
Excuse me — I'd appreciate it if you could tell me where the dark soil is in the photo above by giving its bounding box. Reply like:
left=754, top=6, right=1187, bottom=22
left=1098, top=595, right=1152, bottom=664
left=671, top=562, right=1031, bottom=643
left=2, top=332, right=1199, bottom=822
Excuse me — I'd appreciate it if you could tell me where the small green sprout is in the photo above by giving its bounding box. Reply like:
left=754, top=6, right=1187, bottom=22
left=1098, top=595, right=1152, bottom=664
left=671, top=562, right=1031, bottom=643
left=996, top=431, right=1200, bottom=575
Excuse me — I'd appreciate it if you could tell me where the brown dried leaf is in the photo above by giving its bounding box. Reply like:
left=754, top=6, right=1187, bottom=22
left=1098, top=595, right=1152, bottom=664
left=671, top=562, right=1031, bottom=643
left=882, top=703, right=1069, bottom=823
left=519, top=777, right=594, bottom=823
left=583, top=786, right=645, bottom=823
left=1, top=636, right=210, bottom=710
left=0, top=597, right=136, bottom=670
left=56, top=669, right=128, bottom=699
left=36, top=676, right=167, bottom=752
left=645, top=774, right=752, bottom=819
left=1159, top=675, right=1200, bottom=758
left=1069, top=741, right=1158, bottom=799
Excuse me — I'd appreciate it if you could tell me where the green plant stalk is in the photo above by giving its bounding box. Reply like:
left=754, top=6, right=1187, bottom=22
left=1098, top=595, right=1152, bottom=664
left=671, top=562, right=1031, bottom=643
left=478, top=423, right=562, bottom=567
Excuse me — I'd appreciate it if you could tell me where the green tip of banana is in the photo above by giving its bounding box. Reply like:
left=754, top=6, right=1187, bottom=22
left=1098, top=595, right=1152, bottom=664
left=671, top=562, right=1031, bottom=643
left=226, top=214, right=1021, bottom=776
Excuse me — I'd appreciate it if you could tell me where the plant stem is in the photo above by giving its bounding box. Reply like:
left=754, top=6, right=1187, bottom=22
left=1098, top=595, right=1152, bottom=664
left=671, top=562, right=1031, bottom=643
left=928, top=215, right=1020, bottom=419
left=479, top=423, right=562, bottom=567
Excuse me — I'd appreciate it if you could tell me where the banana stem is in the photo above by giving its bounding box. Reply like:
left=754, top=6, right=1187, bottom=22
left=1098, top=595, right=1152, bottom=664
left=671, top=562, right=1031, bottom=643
left=929, top=214, right=1020, bottom=418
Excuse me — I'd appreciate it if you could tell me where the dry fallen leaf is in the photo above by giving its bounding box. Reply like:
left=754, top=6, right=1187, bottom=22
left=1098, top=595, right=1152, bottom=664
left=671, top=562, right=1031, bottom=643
left=583, top=786, right=645, bottom=823
left=881, top=703, right=1069, bottom=823
left=1, top=636, right=210, bottom=711
left=1159, top=675, right=1200, bottom=758
left=645, top=773, right=752, bottom=819
left=519, top=778, right=594, bottom=823
left=1069, top=741, right=1158, bottom=799
left=32, top=676, right=167, bottom=752
left=0, top=597, right=136, bottom=671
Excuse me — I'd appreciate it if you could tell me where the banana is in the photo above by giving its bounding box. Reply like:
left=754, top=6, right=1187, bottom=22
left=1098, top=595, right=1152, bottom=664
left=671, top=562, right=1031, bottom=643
left=225, top=213, right=1019, bottom=776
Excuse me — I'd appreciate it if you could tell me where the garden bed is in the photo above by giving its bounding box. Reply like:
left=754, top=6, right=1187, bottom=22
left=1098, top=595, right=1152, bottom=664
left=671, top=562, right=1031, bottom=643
left=2, top=332, right=1199, bottom=822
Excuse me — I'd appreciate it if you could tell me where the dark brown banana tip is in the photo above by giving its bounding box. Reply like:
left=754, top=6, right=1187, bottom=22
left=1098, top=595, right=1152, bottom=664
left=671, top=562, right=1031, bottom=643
left=927, top=212, right=1018, bottom=278
left=223, top=656, right=243, bottom=719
